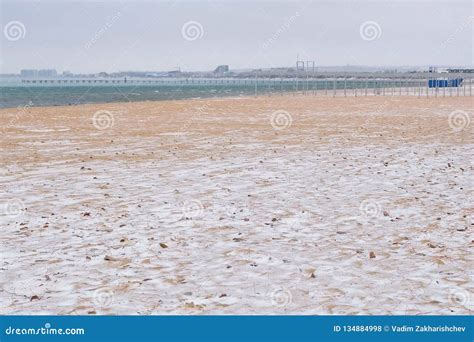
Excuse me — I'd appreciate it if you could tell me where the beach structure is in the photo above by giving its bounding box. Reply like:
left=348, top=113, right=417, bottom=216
left=428, top=78, right=463, bottom=88
left=8, top=73, right=473, bottom=103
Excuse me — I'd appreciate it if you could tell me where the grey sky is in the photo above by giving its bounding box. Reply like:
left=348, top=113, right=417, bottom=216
left=0, top=0, right=472, bottom=73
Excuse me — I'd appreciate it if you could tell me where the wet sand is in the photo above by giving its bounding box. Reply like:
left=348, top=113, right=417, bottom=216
left=0, top=95, right=472, bottom=314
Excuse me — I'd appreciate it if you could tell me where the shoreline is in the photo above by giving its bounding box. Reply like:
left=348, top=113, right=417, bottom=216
left=0, top=93, right=257, bottom=111
left=1, top=87, right=473, bottom=111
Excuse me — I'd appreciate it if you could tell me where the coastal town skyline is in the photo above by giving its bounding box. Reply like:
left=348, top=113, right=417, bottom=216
left=1, top=0, right=472, bottom=74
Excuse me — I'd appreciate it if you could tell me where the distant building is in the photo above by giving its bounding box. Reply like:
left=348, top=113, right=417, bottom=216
left=447, top=68, right=474, bottom=73
left=429, top=66, right=448, bottom=73
left=20, top=69, right=38, bottom=77
left=167, top=70, right=182, bottom=77
left=20, top=69, right=57, bottom=77
left=37, top=69, right=57, bottom=77
left=214, top=65, right=229, bottom=74
left=62, top=70, right=73, bottom=77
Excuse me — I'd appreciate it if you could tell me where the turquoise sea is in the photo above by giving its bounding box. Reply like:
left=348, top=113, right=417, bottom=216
left=0, top=85, right=269, bottom=109
left=0, top=78, right=425, bottom=109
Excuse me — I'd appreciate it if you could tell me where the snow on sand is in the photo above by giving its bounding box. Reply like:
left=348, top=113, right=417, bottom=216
left=0, top=95, right=472, bottom=314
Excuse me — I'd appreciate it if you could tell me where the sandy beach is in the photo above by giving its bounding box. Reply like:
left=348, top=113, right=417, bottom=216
left=0, top=95, right=472, bottom=315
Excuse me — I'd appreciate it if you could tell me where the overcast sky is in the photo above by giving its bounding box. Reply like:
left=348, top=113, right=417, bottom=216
left=0, top=0, right=472, bottom=73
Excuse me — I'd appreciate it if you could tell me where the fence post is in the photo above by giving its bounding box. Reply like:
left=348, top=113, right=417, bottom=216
left=254, top=72, right=258, bottom=96
left=333, top=78, right=336, bottom=97
left=306, top=70, right=310, bottom=95
left=457, top=75, right=460, bottom=96
left=344, top=78, right=347, bottom=97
